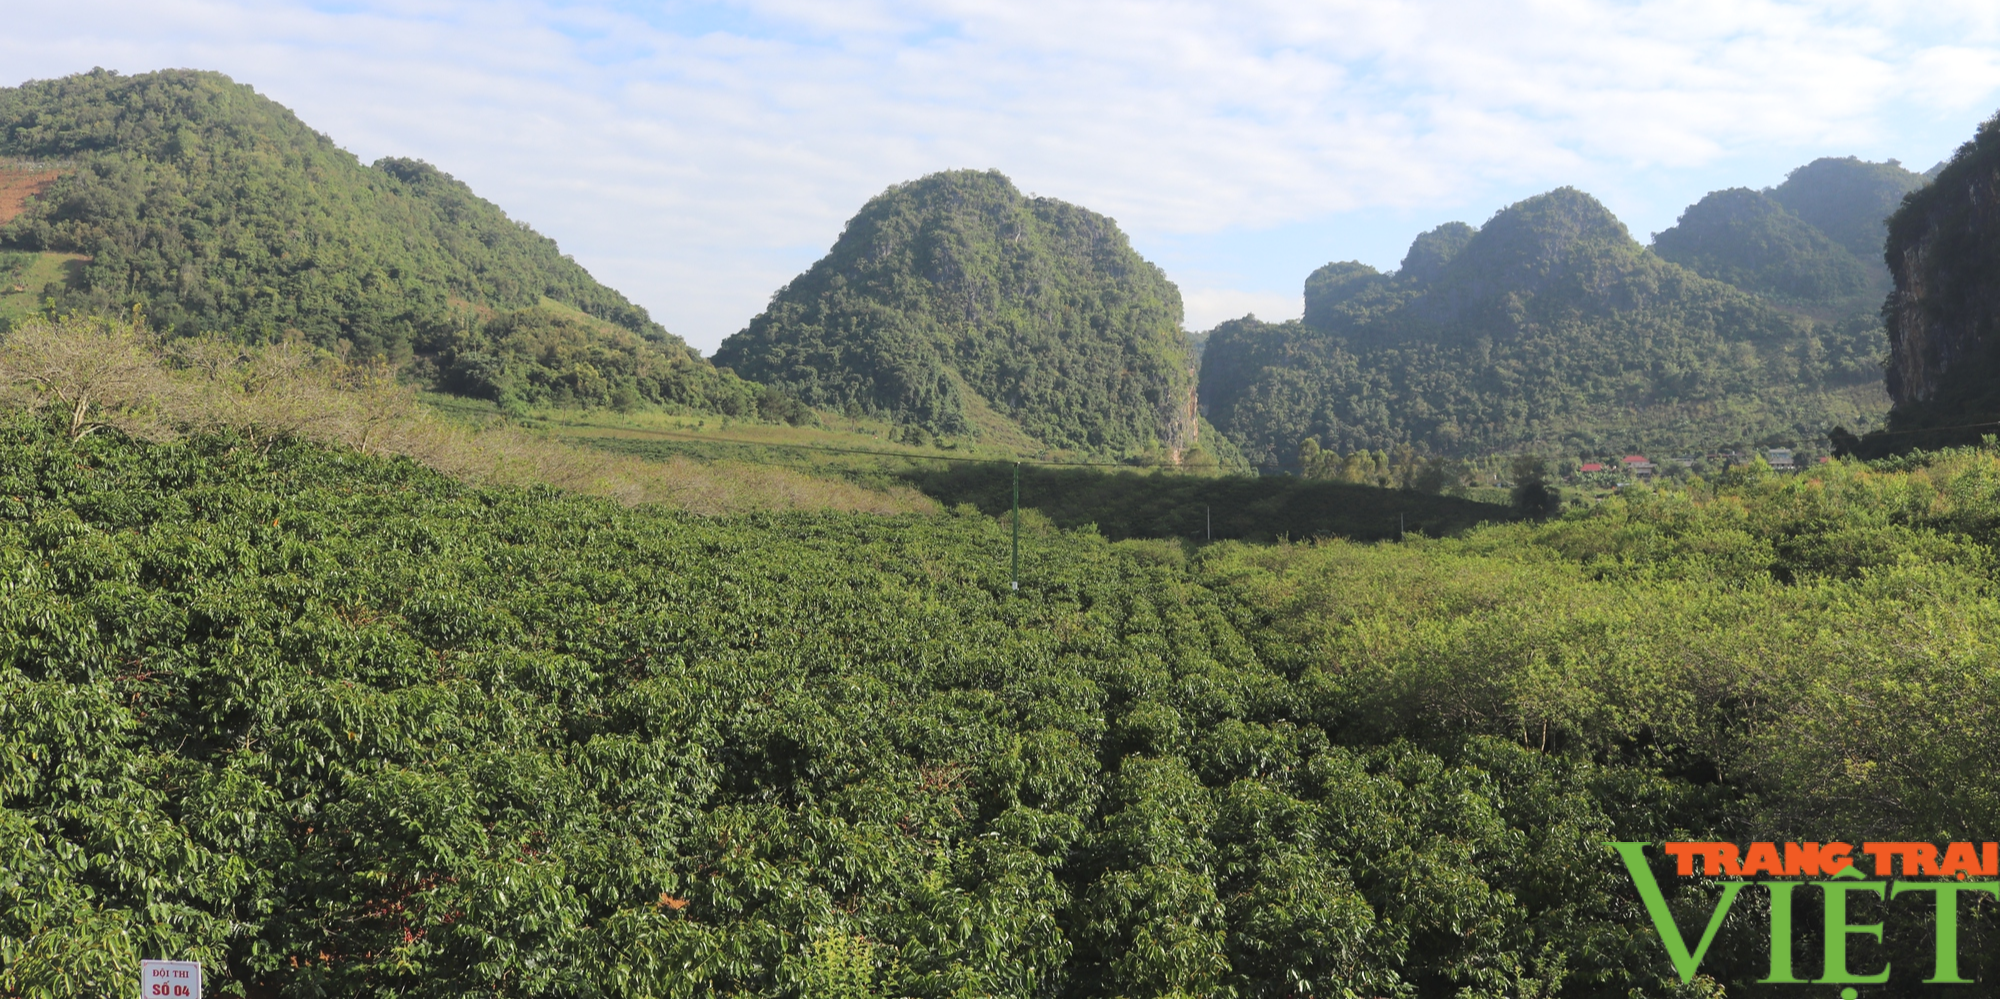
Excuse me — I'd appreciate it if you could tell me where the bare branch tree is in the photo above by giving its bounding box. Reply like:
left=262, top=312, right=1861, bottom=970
left=0, top=312, right=174, bottom=440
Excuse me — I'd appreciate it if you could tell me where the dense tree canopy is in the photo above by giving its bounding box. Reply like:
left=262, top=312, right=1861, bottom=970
left=0, top=70, right=677, bottom=355
left=1766, top=155, right=1926, bottom=264
left=434, top=303, right=806, bottom=420
left=1650, top=187, right=1873, bottom=306
left=1648, top=157, right=1921, bottom=344
left=1200, top=189, right=1887, bottom=465
left=714, top=170, right=1196, bottom=457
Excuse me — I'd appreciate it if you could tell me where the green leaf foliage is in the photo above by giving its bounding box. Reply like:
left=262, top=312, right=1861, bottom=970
left=436, top=303, right=804, bottom=420
left=0, top=414, right=1689, bottom=996
left=1201, top=188, right=1890, bottom=464
left=14, top=413, right=2000, bottom=992
left=713, top=170, right=1196, bottom=456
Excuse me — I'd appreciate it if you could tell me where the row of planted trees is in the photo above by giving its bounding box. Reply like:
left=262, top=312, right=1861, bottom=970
left=1295, top=437, right=1470, bottom=493
left=18, top=399, right=2000, bottom=995
left=1295, top=434, right=1822, bottom=511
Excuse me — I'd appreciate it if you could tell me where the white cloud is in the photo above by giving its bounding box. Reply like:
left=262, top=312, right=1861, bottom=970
left=4, top=0, right=2000, bottom=349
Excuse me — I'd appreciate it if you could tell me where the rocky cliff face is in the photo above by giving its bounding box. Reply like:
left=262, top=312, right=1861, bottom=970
left=1884, top=141, right=2000, bottom=407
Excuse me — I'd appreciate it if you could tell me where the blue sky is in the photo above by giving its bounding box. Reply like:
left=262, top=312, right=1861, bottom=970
left=9, top=0, right=2000, bottom=352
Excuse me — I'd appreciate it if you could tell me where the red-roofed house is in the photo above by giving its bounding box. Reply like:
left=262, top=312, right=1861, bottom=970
left=1579, top=462, right=1604, bottom=473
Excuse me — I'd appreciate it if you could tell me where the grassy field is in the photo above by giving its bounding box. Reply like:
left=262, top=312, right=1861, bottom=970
left=422, top=397, right=1517, bottom=542
left=430, top=394, right=1131, bottom=488
left=0, top=251, right=84, bottom=326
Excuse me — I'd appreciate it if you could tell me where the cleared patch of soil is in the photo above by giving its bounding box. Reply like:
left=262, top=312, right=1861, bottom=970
left=0, top=168, right=63, bottom=225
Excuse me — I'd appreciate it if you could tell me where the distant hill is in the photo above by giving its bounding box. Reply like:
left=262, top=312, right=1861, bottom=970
left=713, top=169, right=1198, bottom=458
left=0, top=68, right=777, bottom=417
left=1200, top=188, right=1889, bottom=464
left=1857, top=112, right=2000, bottom=454
left=1650, top=187, right=1873, bottom=306
left=1767, top=157, right=1928, bottom=264
left=1635, top=156, right=1927, bottom=459
left=1650, top=157, right=1924, bottom=320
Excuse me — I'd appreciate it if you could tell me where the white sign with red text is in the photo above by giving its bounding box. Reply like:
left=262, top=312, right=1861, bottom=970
left=140, top=959, right=201, bottom=999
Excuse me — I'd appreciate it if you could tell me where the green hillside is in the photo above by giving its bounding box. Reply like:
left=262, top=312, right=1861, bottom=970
left=1648, top=158, right=1923, bottom=346
left=713, top=169, right=1197, bottom=458
left=431, top=299, right=800, bottom=419
left=0, top=70, right=655, bottom=349
left=1766, top=155, right=1927, bottom=263
left=1649, top=186, right=1872, bottom=306
left=0, top=69, right=790, bottom=419
left=1201, top=188, right=1888, bottom=465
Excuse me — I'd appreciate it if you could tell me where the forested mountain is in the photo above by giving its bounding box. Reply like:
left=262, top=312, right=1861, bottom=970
left=1649, top=187, right=1873, bottom=306
left=0, top=69, right=782, bottom=417
left=1650, top=157, right=1923, bottom=322
left=1200, top=188, right=1886, bottom=464
left=1766, top=156, right=1927, bottom=263
left=714, top=169, right=1197, bottom=456
left=1856, top=111, right=2000, bottom=453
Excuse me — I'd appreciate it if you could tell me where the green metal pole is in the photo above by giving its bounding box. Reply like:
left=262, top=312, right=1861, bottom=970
left=1011, top=463, right=1020, bottom=591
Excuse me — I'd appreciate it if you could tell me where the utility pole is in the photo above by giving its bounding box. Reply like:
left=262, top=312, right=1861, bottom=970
left=1205, top=504, right=1211, bottom=542
left=1011, top=463, right=1020, bottom=591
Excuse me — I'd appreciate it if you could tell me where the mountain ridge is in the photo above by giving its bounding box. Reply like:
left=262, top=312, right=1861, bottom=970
left=0, top=69, right=678, bottom=352
left=1200, top=186, right=1887, bottom=464
left=0, top=67, right=817, bottom=420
